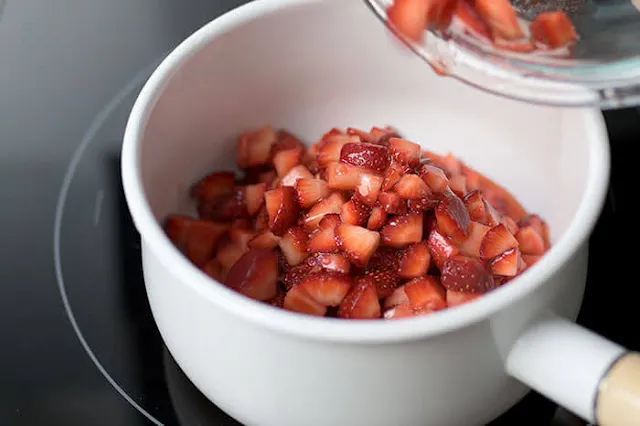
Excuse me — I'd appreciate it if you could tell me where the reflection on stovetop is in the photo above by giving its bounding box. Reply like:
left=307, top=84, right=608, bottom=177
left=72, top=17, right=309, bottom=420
left=93, top=107, right=639, bottom=426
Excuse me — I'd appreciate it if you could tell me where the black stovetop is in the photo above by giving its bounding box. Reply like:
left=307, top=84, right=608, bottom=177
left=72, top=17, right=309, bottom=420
left=1, top=108, right=638, bottom=426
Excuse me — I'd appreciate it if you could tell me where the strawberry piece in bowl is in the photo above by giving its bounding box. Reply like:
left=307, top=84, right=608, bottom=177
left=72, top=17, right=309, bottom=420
left=338, top=281, right=382, bottom=320
left=191, top=171, right=236, bottom=203
left=265, top=186, right=300, bottom=236
left=296, top=272, right=353, bottom=307
left=398, top=241, right=431, bottom=279
left=395, top=174, right=431, bottom=200
left=237, top=126, right=278, bottom=169
left=295, top=178, right=330, bottom=209
left=441, top=255, right=496, bottom=294
left=389, top=138, right=421, bottom=167
left=340, top=142, right=390, bottom=173
left=224, top=248, right=279, bottom=301
left=435, top=189, right=471, bottom=239
left=479, top=223, right=519, bottom=260
left=381, top=213, right=423, bottom=248
left=530, top=11, right=578, bottom=49
left=336, top=223, right=381, bottom=267
left=427, top=228, right=460, bottom=270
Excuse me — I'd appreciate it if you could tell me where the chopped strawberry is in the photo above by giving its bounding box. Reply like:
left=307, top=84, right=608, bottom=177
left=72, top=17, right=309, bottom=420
left=304, top=192, right=347, bottom=229
left=165, top=216, right=229, bottom=267
left=307, top=253, right=351, bottom=275
left=248, top=231, right=280, bottom=249
left=335, top=223, right=381, bottom=266
left=384, top=286, right=410, bottom=309
left=356, top=173, right=384, bottom=206
left=441, top=153, right=462, bottom=176
left=446, top=290, right=480, bottom=308
left=455, top=221, right=490, bottom=257
left=441, top=255, right=496, bottom=293
left=283, top=284, right=327, bottom=316
left=480, top=223, right=518, bottom=259
left=381, top=213, right=423, bottom=248
left=319, top=213, right=342, bottom=230
left=297, top=272, right=353, bottom=306
left=308, top=226, right=339, bottom=253
left=278, top=226, right=309, bottom=266
left=448, top=174, right=467, bottom=198
left=407, top=197, right=438, bottom=213
left=273, top=146, right=305, bottom=177
left=165, top=214, right=195, bottom=248
left=197, top=189, right=249, bottom=221
left=522, top=254, right=542, bottom=268
left=326, top=162, right=363, bottom=191
left=280, top=164, right=313, bottom=188
left=229, top=226, right=256, bottom=252
left=404, top=276, right=447, bottom=311
left=340, top=198, right=372, bottom=227
left=338, top=281, right=382, bottom=319
left=317, top=134, right=359, bottom=167
left=383, top=303, right=417, bottom=319
left=346, top=127, right=377, bottom=144
left=395, top=174, right=432, bottom=199
left=530, top=11, right=577, bottom=49
left=295, top=178, right=330, bottom=208
left=264, top=186, right=300, bottom=236
left=418, top=164, right=449, bottom=193
left=224, top=248, right=279, bottom=301
left=387, top=0, right=431, bottom=43
left=464, top=190, right=495, bottom=225
left=474, top=0, right=524, bottom=41
left=426, top=228, right=460, bottom=270
left=370, top=126, right=402, bottom=144
left=340, top=142, right=390, bottom=173
left=398, top=241, right=431, bottom=279
left=493, top=38, right=535, bottom=53
left=357, top=268, right=402, bottom=300
left=368, top=247, right=402, bottom=270
left=282, top=262, right=315, bottom=290
left=435, top=189, right=471, bottom=239
left=190, top=171, right=236, bottom=203
left=455, top=0, right=490, bottom=39
left=237, top=126, right=278, bottom=169
left=378, top=191, right=407, bottom=215
left=216, top=239, right=248, bottom=272
left=480, top=183, right=527, bottom=223
left=382, top=164, right=404, bottom=191
left=518, top=214, right=551, bottom=250
left=502, top=215, right=519, bottom=235
left=429, top=0, right=461, bottom=29
left=490, top=247, right=522, bottom=277
left=274, top=130, right=305, bottom=153
left=515, top=226, right=545, bottom=256
left=202, top=258, right=224, bottom=282
left=244, top=182, right=267, bottom=216
left=367, top=206, right=388, bottom=230
left=389, top=138, right=421, bottom=166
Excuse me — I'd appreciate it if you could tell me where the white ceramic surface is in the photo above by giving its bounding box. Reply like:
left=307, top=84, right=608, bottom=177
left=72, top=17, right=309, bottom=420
left=121, top=0, right=619, bottom=425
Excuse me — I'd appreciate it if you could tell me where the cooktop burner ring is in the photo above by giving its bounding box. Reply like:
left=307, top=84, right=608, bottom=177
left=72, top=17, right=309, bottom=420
left=53, top=55, right=167, bottom=426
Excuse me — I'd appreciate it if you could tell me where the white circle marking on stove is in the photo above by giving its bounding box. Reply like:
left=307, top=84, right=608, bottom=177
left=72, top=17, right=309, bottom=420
left=54, top=55, right=167, bottom=426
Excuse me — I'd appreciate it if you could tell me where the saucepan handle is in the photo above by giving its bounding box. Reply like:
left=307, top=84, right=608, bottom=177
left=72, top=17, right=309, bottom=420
left=506, top=312, right=640, bottom=426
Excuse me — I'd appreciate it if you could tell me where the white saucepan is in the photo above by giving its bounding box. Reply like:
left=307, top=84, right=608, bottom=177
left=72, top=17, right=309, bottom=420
left=121, top=0, right=640, bottom=424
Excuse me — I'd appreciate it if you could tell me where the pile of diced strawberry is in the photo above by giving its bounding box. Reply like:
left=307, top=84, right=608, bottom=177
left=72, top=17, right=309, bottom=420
left=164, top=125, right=551, bottom=320
left=387, top=0, right=578, bottom=54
